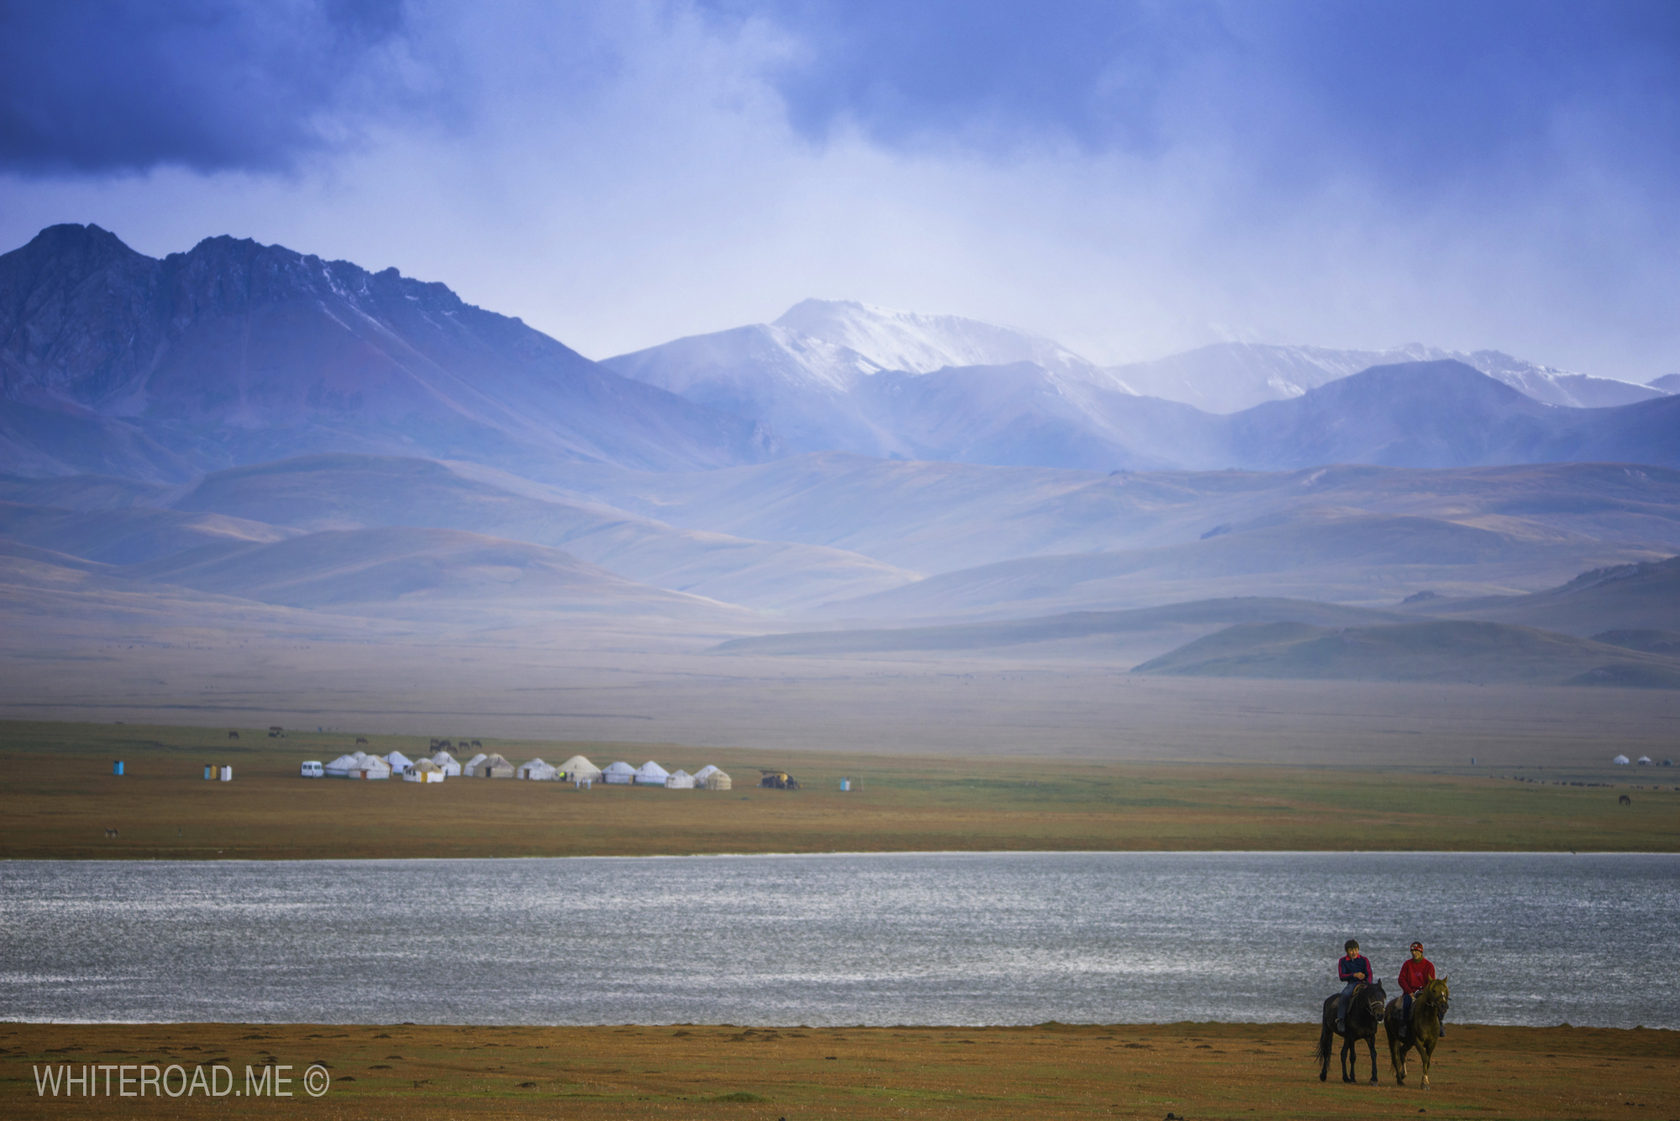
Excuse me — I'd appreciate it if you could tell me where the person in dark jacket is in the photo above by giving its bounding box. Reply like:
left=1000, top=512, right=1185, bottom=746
left=1336, top=938, right=1373, bottom=1033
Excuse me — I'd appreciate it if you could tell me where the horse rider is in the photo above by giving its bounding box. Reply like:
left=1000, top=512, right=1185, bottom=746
left=1398, top=940, right=1441, bottom=1038
left=1336, top=938, right=1373, bottom=1033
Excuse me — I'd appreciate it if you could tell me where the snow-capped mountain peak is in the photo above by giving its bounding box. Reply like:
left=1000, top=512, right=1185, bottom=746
left=770, top=298, right=1115, bottom=385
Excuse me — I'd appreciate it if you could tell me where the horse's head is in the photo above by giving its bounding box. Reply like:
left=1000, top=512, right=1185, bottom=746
left=1421, top=976, right=1449, bottom=1013
left=1361, top=980, right=1387, bottom=1019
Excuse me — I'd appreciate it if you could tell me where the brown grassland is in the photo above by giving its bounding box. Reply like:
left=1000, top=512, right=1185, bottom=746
left=3, top=1020, right=1678, bottom=1121
left=3, top=719, right=1678, bottom=858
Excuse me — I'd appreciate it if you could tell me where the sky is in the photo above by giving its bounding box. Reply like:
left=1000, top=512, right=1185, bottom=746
left=1, top=0, right=1677, bottom=380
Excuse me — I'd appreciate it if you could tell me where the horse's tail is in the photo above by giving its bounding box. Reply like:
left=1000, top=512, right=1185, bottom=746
left=1315, top=1016, right=1333, bottom=1061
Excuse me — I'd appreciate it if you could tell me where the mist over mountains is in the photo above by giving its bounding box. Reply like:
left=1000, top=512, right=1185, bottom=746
left=4, top=224, right=1680, bottom=696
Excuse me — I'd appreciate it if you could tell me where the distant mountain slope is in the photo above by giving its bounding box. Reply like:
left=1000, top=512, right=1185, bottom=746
left=130, top=525, right=747, bottom=619
left=1221, top=360, right=1562, bottom=469
left=613, top=313, right=1680, bottom=470
left=0, top=224, right=772, bottom=481
left=603, top=300, right=1146, bottom=466
left=846, top=364, right=1209, bottom=470
left=713, top=597, right=1405, bottom=656
left=169, top=454, right=915, bottom=611
left=771, top=299, right=1115, bottom=384
left=1109, top=341, right=1660, bottom=413
left=0, top=501, right=292, bottom=565
left=1132, top=618, right=1680, bottom=687
left=1216, top=360, right=1680, bottom=471
left=1415, top=555, right=1680, bottom=636
left=570, top=455, right=1680, bottom=586
left=812, top=509, right=1624, bottom=621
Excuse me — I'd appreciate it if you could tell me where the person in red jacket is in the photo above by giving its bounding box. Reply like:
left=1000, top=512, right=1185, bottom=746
left=1397, top=941, right=1439, bottom=1038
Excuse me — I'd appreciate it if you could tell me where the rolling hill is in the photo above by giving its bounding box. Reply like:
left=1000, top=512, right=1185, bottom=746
left=1131, top=618, right=1680, bottom=688
left=168, top=454, right=916, bottom=611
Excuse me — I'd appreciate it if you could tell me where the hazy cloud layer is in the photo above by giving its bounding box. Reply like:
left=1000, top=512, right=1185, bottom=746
left=0, top=0, right=1675, bottom=380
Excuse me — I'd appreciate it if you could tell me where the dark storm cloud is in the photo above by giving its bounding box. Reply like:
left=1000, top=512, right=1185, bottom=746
left=0, top=0, right=412, bottom=176
left=702, top=0, right=1231, bottom=156
left=705, top=0, right=1680, bottom=208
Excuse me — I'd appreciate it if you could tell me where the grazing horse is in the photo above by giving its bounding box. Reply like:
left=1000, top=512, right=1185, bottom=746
left=1318, top=980, right=1386, bottom=1083
left=1385, top=976, right=1450, bottom=1088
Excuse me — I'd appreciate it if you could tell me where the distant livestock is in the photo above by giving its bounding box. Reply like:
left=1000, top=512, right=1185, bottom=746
left=227, top=730, right=239, bottom=740
left=1619, top=794, right=1632, bottom=805
left=268, top=726, right=284, bottom=738
left=355, top=737, right=369, bottom=745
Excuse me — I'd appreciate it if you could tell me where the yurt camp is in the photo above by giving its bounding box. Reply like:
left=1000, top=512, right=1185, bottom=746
left=461, top=752, right=489, bottom=774
left=601, top=761, right=636, bottom=785
left=430, top=750, right=462, bottom=776
left=384, top=750, right=414, bottom=776
left=694, top=765, right=732, bottom=791
left=665, top=769, right=695, bottom=789
left=518, top=758, right=559, bottom=781
left=634, top=760, right=671, bottom=786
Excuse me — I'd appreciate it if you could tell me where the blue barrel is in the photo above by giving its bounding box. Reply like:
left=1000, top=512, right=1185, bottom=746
left=113, top=760, right=124, bottom=776
left=204, top=764, right=213, bottom=780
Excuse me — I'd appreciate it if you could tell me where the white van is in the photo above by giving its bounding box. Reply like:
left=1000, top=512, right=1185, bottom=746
left=300, top=760, right=324, bottom=778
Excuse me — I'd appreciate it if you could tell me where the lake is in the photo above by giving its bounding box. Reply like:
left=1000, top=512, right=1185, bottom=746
left=1, top=852, right=1673, bottom=1027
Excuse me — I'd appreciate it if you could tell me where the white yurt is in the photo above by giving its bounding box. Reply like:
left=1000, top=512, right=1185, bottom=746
left=385, top=750, right=414, bottom=776
left=665, top=769, right=695, bottom=789
left=1613, top=754, right=1631, bottom=765
left=404, top=758, right=446, bottom=783
left=519, top=758, right=559, bottom=781
left=559, top=754, right=602, bottom=782
left=348, top=751, right=391, bottom=780
left=469, top=753, right=515, bottom=778
left=462, top=752, right=489, bottom=774
left=431, top=750, right=461, bottom=776
left=601, top=761, right=636, bottom=784
left=699, top=766, right=732, bottom=791
left=634, top=760, right=671, bottom=786
left=693, top=764, right=719, bottom=785
left=1637, top=755, right=1653, bottom=765
left=324, top=753, right=360, bottom=778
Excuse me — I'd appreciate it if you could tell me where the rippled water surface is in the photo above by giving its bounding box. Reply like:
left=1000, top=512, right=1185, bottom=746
left=2, top=853, right=1673, bottom=1027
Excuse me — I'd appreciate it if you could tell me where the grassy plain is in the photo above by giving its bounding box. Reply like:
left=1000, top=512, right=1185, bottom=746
left=4, top=719, right=1677, bottom=858
left=3, top=1020, right=1677, bottom=1121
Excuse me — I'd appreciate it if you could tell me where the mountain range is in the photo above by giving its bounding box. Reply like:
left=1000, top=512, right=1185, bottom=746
left=7, top=225, right=1678, bottom=481
left=603, top=298, right=1669, bottom=469
left=4, top=224, right=1680, bottom=697
left=0, top=224, right=773, bottom=483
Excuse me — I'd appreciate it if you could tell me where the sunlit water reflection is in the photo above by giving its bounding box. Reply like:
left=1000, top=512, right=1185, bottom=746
left=2, top=852, right=1673, bottom=1027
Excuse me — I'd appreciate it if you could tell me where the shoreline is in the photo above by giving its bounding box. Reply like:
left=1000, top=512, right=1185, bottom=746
left=7, top=848, right=1680, bottom=868
left=4, top=1020, right=1676, bottom=1120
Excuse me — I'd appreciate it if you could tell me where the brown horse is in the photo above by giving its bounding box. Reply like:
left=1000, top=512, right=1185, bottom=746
left=1384, top=976, right=1450, bottom=1088
left=1318, top=980, right=1386, bottom=1083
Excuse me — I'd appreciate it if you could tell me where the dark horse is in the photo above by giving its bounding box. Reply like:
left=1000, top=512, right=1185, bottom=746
left=1318, top=980, right=1386, bottom=1083
left=1384, top=975, right=1450, bottom=1088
